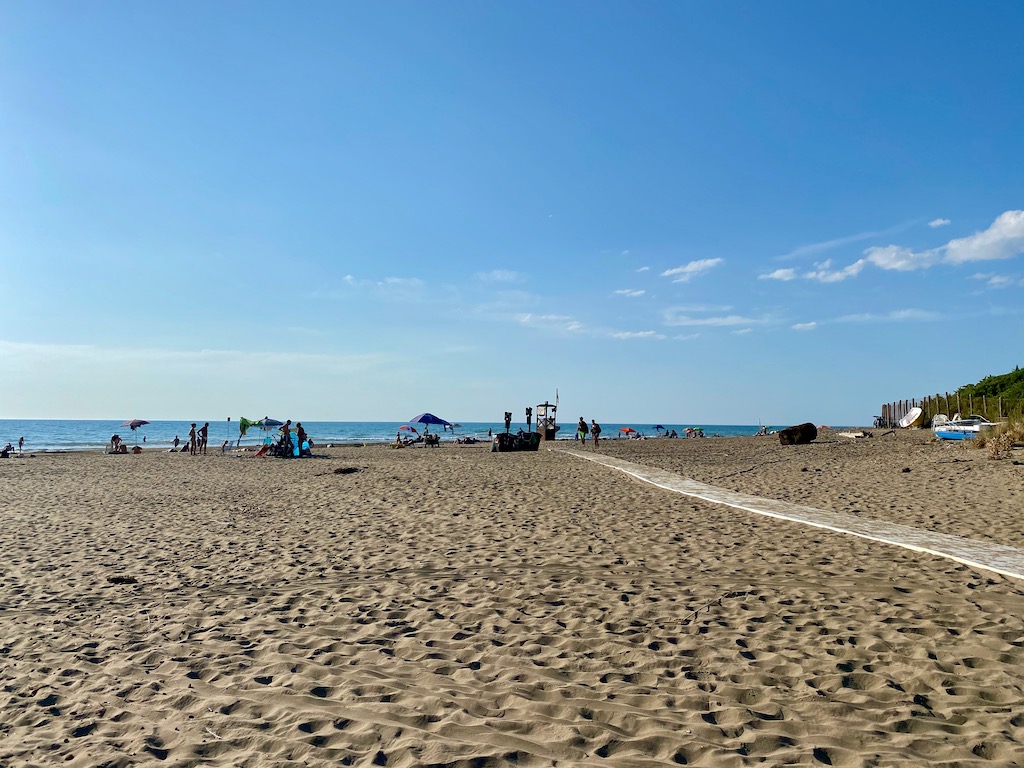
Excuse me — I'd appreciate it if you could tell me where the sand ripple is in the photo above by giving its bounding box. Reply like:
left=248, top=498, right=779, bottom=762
left=3, top=442, right=1024, bottom=765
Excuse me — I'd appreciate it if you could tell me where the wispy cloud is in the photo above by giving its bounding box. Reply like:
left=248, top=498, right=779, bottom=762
left=929, top=218, right=951, bottom=228
left=613, top=289, right=645, bottom=297
left=804, top=258, right=868, bottom=283
left=778, top=223, right=912, bottom=261
left=610, top=330, right=666, bottom=340
left=769, top=211, right=1024, bottom=283
left=343, top=274, right=424, bottom=290
left=971, top=272, right=1017, bottom=288
left=517, top=313, right=585, bottom=334
left=660, top=258, right=723, bottom=283
left=662, top=309, right=762, bottom=327
left=836, top=309, right=939, bottom=323
left=731, top=328, right=753, bottom=335
left=0, top=339, right=388, bottom=372
left=636, top=266, right=650, bottom=272
left=792, top=322, right=817, bottom=331
left=474, top=269, right=523, bottom=283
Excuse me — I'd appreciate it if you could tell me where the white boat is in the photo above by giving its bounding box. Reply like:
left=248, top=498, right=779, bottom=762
left=898, top=407, right=924, bottom=428
left=933, top=414, right=1000, bottom=440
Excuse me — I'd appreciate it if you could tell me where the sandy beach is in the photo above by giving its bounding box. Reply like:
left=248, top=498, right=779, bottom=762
left=3, top=432, right=1024, bottom=766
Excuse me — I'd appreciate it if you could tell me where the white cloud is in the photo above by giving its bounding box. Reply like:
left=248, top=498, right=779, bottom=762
left=864, top=245, right=939, bottom=271
left=972, top=272, right=1016, bottom=288
left=517, top=313, right=585, bottom=334
left=663, top=309, right=760, bottom=327
left=732, top=328, right=753, bottom=335
left=673, top=304, right=733, bottom=313
left=929, top=218, right=951, bottom=228
left=341, top=274, right=424, bottom=290
left=804, top=258, right=868, bottom=282
left=660, top=258, right=724, bottom=283
left=837, top=309, right=938, bottom=323
left=943, top=210, right=1024, bottom=264
left=613, top=289, right=646, bottom=297
left=475, top=269, right=522, bottom=283
left=764, top=211, right=1024, bottom=285
left=779, top=223, right=911, bottom=260
left=792, top=322, right=817, bottom=331
left=759, top=268, right=797, bottom=281
left=636, top=266, right=650, bottom=272
left=610, top=330, right=666, bottom=340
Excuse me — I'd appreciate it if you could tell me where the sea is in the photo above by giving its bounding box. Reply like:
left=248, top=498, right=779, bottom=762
left=0, top=419, right=785, bottom=453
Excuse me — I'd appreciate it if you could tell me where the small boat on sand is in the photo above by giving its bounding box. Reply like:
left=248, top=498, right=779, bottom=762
left=933, top=414, right=1000, bottom=440
left=898, top=407, right=924, bottom=429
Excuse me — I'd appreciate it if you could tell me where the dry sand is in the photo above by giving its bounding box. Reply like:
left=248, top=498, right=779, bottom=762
left=2, top=432, right=1024, bottom=766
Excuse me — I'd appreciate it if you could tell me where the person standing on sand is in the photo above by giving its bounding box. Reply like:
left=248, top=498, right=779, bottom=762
left=577, top=417, right=588, bottom=444
left=173, top=435, right=180, bottom=450
left=18, top=436, right=24, bottom=454
left=199, top=422, right=209, bottom=454
left=591, top=420, right=602, bottom=447
left=279, top=420, right=293, bottom=454
left=188, top=423, right=197, bottom=455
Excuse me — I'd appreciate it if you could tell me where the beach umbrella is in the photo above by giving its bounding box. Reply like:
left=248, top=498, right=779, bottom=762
left=619, top=427, right=637, bottom=435
left=408, top=412, right=452, bottom=432
left=654, top=424, right=665, bottom=431
left=255, top=417, right=283, bottom=428
left=121, top=419, right=149, bottom=445
left=400, top=425, right=418, bottom=433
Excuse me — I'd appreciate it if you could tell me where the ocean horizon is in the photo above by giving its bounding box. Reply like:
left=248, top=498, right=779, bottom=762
left=0, top=419, right=805, bottom=453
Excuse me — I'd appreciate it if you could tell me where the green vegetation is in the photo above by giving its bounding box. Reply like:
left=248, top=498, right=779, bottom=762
left=957, top=367, right=1024, bottom=402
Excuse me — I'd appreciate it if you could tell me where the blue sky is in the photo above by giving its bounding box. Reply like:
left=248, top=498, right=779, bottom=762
left=2, top=1, right=1022, bottom=425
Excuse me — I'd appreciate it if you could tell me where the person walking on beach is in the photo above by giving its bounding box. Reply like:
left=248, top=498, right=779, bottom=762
left=199, top=422, right=209, bottom=455
left=173, top=435, right=180, bottom=450
left=188, top=423, right=197, bottom=455
left=577, top=417, right=589, bottom=444
left=18, top=436, right=24, bottom=455
left=591, top=420, right=602, bottom=447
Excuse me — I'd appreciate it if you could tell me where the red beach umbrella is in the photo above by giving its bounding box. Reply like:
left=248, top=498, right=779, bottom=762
left=619, top=427, right=637, bottom=435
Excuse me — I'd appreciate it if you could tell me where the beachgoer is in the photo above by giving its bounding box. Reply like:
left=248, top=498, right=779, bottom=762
left=577, top=417, right=588, bottom=444
left=188, top=423, right=197, bottom=455
left=591, top=420, right=602, bottom=447
left=199, top=422, right=209, bottom=454
left=18, top=436, right=24, bottom=454
left=279, top=420, right=293, bottom=455
left=109, top=434, right=122, bottom=453
left=173, top=435, right=180, bottom=449
left=296, top=422, right=306, bottom=447
left=221, top=439, right=229, bottom=452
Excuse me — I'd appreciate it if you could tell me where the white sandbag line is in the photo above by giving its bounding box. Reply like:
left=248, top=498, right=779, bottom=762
left=565, top=450, right=1024, bottom=582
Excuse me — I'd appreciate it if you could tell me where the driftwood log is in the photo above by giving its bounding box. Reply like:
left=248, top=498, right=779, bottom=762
left=778, top=422, right=818, bottom=445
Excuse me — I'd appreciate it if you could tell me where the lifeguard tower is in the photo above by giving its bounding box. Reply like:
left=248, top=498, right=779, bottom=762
left=536, top=400, right=558, bottom=441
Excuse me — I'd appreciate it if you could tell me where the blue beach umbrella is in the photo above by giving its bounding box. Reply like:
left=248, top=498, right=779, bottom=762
left=408, top=412, right=452, bottom=432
